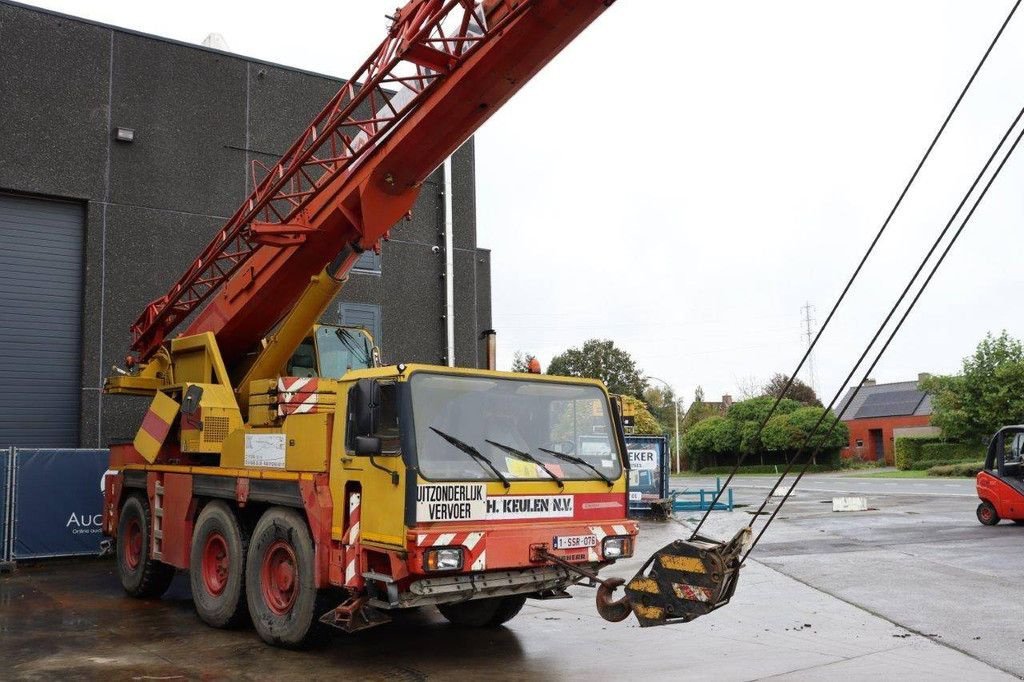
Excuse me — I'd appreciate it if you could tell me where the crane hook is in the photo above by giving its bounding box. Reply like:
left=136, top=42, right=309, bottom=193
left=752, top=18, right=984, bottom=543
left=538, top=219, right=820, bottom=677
left=595, top=577, right=632, bottom=622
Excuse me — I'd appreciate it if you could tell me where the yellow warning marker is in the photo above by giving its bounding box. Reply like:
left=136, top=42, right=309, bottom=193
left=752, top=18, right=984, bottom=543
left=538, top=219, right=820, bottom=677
left=659, top=555, right=707, bottom=573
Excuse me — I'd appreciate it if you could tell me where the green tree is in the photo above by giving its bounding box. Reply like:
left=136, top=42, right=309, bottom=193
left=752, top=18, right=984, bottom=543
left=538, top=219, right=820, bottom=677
left=547, top=338, right=646, bottom=397
left=621, top=395, right=664, bottom=435
left=510, top=351, right=538, bottom=373
left=924, top=331, right=1024, bottom=442
left=762, top=373, right=822, bottom=406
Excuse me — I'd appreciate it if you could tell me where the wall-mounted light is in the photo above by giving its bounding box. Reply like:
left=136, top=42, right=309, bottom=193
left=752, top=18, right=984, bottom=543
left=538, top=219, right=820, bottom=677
left=114, top=127, right=135, bottom=143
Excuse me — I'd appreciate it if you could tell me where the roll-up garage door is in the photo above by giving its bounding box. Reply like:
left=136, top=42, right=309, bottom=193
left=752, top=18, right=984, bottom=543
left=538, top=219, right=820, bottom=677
left=0, top=194, right=84, bottom=448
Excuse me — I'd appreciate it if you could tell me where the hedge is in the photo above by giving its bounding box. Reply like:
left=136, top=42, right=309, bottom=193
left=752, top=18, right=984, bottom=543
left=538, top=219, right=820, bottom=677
left=894, top=437, right=984, bottom=470
left=927, top=461, right=985, bottom=477
left=697, top=464, right=834, bottom=475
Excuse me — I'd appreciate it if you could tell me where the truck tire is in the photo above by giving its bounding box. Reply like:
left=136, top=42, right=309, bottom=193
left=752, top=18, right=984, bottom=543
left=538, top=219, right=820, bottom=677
left=977, top=501, right=1000, bottom=526
left=245, top=507, right=319, bottom=647
left=117, top=493, right=175, bottom=598
left=437, top=595, right=527, bottom=628
left=190, top=501, right=250, bottom=628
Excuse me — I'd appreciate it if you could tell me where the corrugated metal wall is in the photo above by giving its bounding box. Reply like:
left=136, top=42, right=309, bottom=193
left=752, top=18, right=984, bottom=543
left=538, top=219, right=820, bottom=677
left=0, top=194, right=84, bottom=448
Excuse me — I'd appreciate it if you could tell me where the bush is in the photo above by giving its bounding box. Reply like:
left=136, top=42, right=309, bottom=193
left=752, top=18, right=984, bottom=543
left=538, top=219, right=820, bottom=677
left=926, top=461, right=985, bottom=477
left=894, top=436, right=942, bottom=470
left=919, top=442, right=984, bottom=462
left=894, top=437, right=983, bottom=470
left=697, top=464, right=834, bottom=475
left=841, top=458, right=883, bottom=470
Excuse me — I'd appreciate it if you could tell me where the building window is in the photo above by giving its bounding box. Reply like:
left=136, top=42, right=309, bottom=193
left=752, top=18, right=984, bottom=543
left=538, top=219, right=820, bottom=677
left=352, top=249, right=381, bottom=274
left=339, top=302, right=382, bottom=347
left=855, top=439, right=864, bottom=447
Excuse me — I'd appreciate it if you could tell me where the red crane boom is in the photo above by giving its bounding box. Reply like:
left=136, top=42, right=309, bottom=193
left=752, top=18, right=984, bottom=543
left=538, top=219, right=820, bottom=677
left=128, top=0, right=613, bottom=366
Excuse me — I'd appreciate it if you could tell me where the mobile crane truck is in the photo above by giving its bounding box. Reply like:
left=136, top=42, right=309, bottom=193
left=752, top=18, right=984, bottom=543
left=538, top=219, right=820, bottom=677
left=102, top=0, right=745, bottom=646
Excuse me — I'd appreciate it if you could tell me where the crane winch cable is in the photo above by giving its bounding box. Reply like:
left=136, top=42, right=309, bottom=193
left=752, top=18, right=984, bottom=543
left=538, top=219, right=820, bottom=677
left=688, top=0, right=1022, bottom=540
left=741, top=101, right=1024, bottom=562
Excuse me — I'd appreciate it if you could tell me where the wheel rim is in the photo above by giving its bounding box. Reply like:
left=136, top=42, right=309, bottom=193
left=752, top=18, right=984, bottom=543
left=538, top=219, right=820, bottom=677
left=202, top=531, right=230, bottom=596
left=261, top=540, right=298, bottom=615
left=124, top=517, right=143, bottom=570
left=981, top=505, right=993, bottom=522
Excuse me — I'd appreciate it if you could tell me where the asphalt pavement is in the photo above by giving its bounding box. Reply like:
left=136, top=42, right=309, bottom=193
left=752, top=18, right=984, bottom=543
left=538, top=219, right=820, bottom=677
left=672, top=472, right=1023, bottom=679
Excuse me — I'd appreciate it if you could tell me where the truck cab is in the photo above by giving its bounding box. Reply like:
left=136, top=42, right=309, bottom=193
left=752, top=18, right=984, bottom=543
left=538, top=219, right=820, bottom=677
left=335, top=365, right=637, bottom=614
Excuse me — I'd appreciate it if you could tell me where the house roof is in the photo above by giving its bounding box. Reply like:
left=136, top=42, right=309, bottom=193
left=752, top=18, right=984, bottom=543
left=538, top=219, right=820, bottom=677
left=836, top=380, right=932, bottom=420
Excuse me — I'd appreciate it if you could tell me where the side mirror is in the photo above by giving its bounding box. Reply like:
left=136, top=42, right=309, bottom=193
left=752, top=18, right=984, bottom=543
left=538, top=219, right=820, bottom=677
left=181, top=385, right=203, bottom=415
left=355, top=435, right=382, bottom=455
left=353, top=378, right=379, bottom=436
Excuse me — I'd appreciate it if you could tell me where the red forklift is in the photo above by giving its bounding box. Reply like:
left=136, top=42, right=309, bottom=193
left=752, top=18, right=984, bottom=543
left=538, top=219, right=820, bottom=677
left=976, top=425, right=1024, bottom=525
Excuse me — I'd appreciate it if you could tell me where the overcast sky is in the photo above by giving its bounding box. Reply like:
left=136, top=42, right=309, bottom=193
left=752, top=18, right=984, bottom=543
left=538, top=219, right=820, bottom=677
left=24, top=0, right=1024, bottom=409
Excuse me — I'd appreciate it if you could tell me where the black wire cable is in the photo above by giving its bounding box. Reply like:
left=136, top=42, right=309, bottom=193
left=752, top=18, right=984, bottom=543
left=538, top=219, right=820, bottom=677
left=688, top=0, right=1022, bottom=540
left=742, top=104, right=1024, bottom=563
left=743, top=101, right=1024, bottom=526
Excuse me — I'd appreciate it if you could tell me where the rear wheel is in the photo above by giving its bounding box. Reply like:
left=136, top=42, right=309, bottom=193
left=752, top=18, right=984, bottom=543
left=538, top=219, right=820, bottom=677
left=117, top=493, right=174, bottom=598
left=977, top=501, right=1000, bottom=526
left=437, top=595, right=527, bottom=628
left=245, top=507, right=319, bottom=647
left=190, top=501, right=250, bottom=628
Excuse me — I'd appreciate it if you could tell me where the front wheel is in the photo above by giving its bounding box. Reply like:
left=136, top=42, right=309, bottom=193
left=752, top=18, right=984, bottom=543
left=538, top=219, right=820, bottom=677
left=245, top=507, right=319, bottom=647
left=437, top=595, right=527, bottom=628
left=977, top=501, right=1000, bottom=526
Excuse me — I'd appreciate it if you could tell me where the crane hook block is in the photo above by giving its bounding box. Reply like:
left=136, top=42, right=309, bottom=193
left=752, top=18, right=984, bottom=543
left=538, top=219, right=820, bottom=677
left=613, top=527, right=750, bottom=626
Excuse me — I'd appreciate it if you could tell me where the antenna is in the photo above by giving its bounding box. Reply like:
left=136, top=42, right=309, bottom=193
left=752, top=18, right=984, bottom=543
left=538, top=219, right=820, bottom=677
left=801, top=301, right=818, bottom=394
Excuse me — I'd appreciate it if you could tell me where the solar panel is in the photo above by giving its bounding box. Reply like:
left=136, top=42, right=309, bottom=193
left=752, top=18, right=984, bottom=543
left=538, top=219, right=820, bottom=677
left=854, top=390, right=925, bottom=419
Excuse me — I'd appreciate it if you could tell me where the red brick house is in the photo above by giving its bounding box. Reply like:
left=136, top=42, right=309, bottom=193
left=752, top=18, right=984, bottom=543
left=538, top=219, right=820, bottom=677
left=836, top=375, right=937, bottom=464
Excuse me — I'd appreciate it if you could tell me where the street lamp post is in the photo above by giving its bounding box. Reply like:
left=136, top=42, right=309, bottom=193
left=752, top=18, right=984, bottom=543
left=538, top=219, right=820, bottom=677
left=647, top=376, right=680, bottom=473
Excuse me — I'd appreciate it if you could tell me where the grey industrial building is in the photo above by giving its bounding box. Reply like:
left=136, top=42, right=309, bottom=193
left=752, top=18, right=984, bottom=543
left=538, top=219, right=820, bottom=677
left=0, top=2, right=492, bottom=449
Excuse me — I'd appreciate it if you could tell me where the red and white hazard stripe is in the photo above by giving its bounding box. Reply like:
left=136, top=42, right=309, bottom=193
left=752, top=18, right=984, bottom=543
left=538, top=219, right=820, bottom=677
left=415, top=531, right=486, bottom=571
left=277, top=377, right=321, bottom=416
left=344, top=492, right=362, bottom=588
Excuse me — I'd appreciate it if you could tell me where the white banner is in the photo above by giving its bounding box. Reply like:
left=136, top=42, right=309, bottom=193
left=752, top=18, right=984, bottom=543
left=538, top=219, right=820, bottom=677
left=486, top=495, right=574, bottom=520
left=628, top=449, right=658, bottom=471
left=416, top=483, right=487, bottom=521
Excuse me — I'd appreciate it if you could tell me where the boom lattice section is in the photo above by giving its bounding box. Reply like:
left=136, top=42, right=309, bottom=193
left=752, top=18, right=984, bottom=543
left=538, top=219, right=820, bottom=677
left=129, top=0, right=521, bottom=361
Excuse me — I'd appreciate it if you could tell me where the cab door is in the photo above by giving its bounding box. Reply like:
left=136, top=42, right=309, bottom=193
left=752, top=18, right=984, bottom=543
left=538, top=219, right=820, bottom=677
left=332, top=379, right=407, bottom=549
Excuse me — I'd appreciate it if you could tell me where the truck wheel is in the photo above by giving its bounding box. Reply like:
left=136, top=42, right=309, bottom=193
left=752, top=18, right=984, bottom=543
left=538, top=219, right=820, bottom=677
left=117, top=493, right=175, bottom=598
left=437, top=595, right=527, bottom=627
left=190, top=501, right=250, bottom=628
left=977, top=501, right=1000, bottom=526
left=245, top=507, right=318, bottom=647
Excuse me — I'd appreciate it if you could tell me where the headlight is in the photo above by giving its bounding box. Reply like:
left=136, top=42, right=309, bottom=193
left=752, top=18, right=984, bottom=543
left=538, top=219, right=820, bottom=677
left=602, top=536, right=634, bottom=560
left=424, top=547, right=464, bottom=571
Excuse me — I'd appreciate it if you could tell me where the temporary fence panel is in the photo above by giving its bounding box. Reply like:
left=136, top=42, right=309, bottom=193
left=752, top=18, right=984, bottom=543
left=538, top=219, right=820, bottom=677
left=1, top=447, right=11, bottom=562
left=11, top=449, right=109, bottom=559
left=625, top=435, right=670, bottom=515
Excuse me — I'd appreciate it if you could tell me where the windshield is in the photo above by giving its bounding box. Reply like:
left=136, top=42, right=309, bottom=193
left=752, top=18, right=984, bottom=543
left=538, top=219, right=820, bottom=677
left=316, top=326, right=373, bottom=377
left=410, top=373, right=623, bottom=482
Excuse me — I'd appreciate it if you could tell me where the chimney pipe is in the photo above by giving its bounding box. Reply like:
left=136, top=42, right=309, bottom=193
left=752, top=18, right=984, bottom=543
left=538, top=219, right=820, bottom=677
left=862, top=378, right=876, bottom=387
left=918, top=372, right=932, bottom=383
left=480, top=329, right=496, bottom=370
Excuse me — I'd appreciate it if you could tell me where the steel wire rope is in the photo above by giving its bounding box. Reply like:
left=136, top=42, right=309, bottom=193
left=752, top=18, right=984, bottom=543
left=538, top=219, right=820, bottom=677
left=688, top=0, right=1022, bottom=539
left=741, top=102, right=1024, bottom=562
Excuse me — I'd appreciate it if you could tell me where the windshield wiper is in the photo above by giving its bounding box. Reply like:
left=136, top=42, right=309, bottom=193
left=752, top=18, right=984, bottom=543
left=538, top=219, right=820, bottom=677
left=485, top=439, right=564, bottom=489
left=537, top=447, right=614, bottom=487
left=335, top=328, right=371, bottom=367
left=429, top=427, right=510, bottom=489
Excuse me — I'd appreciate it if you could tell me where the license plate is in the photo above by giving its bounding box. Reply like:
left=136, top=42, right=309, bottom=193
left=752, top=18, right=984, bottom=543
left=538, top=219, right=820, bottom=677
left=628, top=491, right=642, bottom=502
left=553, top=534, right=598, bottom=550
